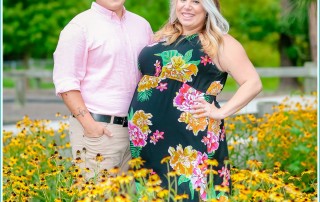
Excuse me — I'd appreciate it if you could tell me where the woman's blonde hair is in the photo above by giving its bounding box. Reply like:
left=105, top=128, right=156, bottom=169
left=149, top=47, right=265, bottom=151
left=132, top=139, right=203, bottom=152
left=154, top=0, right=229, bottom=59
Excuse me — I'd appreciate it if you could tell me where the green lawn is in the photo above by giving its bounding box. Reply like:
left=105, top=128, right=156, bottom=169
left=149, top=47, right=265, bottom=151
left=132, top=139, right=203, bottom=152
left=223, top=77, right=279, bottom=92
left=3, top=77, right=54, bottom=89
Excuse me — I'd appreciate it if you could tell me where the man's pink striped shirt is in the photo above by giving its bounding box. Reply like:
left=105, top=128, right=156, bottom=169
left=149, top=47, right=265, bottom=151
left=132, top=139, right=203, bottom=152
left=53, top=2, right=153, bottom=117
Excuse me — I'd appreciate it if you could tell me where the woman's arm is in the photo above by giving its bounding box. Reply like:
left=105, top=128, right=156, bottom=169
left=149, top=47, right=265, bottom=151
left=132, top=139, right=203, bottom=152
left=191, top=34, right=262, bottom=119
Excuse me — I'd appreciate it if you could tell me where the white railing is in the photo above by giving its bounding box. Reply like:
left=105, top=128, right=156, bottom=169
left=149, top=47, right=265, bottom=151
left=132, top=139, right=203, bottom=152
left=3, top=61, right=317, bottom=107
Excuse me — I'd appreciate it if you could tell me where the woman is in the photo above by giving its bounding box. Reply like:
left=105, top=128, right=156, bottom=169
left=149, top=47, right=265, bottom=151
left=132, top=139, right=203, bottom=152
left=128, top=0, right=262, bottom=200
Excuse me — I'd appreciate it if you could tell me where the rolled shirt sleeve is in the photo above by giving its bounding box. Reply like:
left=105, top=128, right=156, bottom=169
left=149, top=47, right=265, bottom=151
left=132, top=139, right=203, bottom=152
left=53, top=23, right=88, bottom=96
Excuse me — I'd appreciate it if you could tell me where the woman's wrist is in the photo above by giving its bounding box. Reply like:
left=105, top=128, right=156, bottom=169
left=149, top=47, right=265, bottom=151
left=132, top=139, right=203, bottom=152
left=209, top=107, right=227, bottom=120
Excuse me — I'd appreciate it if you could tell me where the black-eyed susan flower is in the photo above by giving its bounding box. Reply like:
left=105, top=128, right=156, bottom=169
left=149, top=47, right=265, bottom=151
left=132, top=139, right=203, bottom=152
left=128, top=157, right=145, bottom=169
left=157, top=189, right=169, bottom=198
left=174, top=194, right=189, bottom=200
left=133, top=168, right=149, bottom=178
left=116, top=173, right=133, bottom=185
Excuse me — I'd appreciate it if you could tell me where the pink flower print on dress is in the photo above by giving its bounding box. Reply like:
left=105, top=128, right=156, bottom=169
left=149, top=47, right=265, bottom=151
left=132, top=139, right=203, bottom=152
left=153, top=130, right=164, bottom=139
left=156, top=82, right=168, bottom=92
left=201, top=131, right=220, bottom=153
left=200, top=55, right=212, bottom=66
left=128, top=122, right=148, bottom=147
left=173, top=83, right=204, bottom=112
left=150, top=135, right=158, bottom=145
left=191, top=152, right=208, bottom=201
left=220, top=126, right=225, bottom=141
left=154, top=60, right=162, bottom=77
left=150, top=130, right=164, bottom=145
left=191, top=166, right=207, bottom=200
left=193, top=151, right=208, bottom=168
left=218, top=166, right=231, bottom=186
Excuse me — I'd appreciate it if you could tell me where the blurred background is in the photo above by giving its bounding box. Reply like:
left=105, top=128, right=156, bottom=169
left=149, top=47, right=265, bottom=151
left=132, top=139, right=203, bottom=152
left=2, top=0, right=318, bottom=125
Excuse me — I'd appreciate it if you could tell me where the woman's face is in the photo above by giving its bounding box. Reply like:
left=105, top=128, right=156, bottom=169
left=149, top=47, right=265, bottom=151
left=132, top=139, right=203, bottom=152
left=175, top=0, right=207, bottom=35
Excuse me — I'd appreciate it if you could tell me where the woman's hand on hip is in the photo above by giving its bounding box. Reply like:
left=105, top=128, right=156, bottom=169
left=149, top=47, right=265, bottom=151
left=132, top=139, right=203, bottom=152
left=190, top=98, right=225, bottom=120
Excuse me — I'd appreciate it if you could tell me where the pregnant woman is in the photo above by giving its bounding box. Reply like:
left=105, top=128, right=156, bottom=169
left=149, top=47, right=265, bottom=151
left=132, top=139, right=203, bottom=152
left=128, top=0, right=262, bottom=200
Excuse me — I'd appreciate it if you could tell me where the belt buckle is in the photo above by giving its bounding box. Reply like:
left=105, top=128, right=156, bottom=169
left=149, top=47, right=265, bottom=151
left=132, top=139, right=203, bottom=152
left=110, top=116, right=115, bottom=124
left=122, top=117, right=128, bottom=127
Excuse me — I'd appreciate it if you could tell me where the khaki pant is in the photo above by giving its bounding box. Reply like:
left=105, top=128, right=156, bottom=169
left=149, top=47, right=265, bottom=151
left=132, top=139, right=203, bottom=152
left=68, top=116, right=131, bottom=179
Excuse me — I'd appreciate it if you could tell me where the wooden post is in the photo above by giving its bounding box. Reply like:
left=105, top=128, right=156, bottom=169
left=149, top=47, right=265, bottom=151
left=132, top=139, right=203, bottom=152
left=14, top=71, right=27, bottom=107
left=303, top=62, right=317, bottom=93
left=257, top=101, right=278, bottom=117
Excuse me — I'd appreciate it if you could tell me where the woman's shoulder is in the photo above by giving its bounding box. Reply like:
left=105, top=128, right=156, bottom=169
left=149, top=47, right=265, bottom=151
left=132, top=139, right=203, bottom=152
left=221, top=34, right=242, bottom=48
left=219, top=34, right=247, bottom=57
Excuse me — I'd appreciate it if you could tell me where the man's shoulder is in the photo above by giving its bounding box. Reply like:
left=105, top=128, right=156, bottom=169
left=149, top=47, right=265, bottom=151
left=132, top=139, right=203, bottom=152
left=126, top=10, right=150, bottom=25
left=70, top=9, right=93, bottom=23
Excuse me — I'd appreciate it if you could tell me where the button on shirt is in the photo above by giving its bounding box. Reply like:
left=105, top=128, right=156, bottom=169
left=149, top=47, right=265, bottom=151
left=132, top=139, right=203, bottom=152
left=53, top=2, right=153, bottom=117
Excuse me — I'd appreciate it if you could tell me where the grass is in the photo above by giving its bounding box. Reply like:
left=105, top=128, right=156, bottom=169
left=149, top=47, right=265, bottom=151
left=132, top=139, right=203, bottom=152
left=3, top=77, right=54, bottom=89
left=221, top=77, right=279, bottom=92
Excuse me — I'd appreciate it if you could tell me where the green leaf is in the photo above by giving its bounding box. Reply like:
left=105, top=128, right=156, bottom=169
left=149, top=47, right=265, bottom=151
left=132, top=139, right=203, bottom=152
left=208, top=152, right=215, bottom=159
left=204, top=95, right=212, bottom=103
left=128, top=107, right=134, bottom=120
left=217, top=192, right=226, bottom=199
left=137, top=89, right=153, bottom=102
left=189, top=181, right=195, bottom=200
left=135, top=182, right=143, bottom=193
left=207, top=186, right=217, bottom=199
left=294, top=120, right=304, bottom=128
left=185, top=34, right=197, bottom=41
left=287, top=160, right=303, bottom=173
left=290, top=127, right=301, bottom=136
left=130, top=142, right=142, bottom=158
left=154, top=50, right=182, bottom=65
left=183, top=49, right=193, bottom=63
left=178, top=175, right=190, bottom=185
left=188, top=60, right=201, bottom=66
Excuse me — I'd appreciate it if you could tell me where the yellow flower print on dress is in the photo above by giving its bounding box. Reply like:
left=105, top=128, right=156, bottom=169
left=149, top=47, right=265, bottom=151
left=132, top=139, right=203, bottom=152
left=178, top=112, right=208, bottom=136
left=168, top=144, right=197, bottom=177
left=132, top=110, right=153, bottom=134
left=160, top=56, right=198, bottom=83
left=206, top=81, right=223, bottom=96
left=207, top=118, right=222, bottom=135
left=137, top=75, right=162, bottom=92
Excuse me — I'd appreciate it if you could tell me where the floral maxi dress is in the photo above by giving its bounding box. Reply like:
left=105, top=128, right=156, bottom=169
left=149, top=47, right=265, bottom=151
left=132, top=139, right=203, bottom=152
left=128, top=35, right=231, bottom=201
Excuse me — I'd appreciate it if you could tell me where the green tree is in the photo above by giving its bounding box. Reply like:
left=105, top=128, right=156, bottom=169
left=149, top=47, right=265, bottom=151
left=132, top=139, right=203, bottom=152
left=221, top=0, right=315, bottom=91
left=277, top=0, right=316, bottom=90
left=125, top=0, right=169, bottom=31
left=3, top=0, right=90, bottom=65
left=3, top=0, right=170, bottom=64
left=221, top=0, right=281, bottom=67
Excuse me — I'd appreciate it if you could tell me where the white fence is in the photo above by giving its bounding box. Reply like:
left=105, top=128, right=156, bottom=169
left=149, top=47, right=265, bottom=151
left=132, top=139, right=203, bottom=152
left=3, top=60, right=317, bottom=107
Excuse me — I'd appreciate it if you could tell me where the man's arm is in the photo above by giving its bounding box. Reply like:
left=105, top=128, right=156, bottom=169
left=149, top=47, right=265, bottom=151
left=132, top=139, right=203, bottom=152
left=61, top=90, right=112, bottom=137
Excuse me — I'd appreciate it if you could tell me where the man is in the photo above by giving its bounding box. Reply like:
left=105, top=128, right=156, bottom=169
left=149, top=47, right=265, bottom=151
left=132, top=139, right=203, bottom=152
left=53, top=0, right=153, bottom=178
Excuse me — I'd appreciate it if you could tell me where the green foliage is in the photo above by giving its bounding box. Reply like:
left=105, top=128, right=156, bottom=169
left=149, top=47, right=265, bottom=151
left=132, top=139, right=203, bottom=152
left=3, top=78, right=15, bottom=88
left=125, top=0, right=169, bottom=31
left=226, top=94, right=317, bottom=192
left=3, top=0, right=312, bottom=74
left=221, top=0, right=311, bottom=66
left=137, top=89, right=153, bottom=102
left=221, top=0, right=280, bottom=67
left=3, top=97, right=318, bottom=201
left=3, top=0, right=90, bottom=60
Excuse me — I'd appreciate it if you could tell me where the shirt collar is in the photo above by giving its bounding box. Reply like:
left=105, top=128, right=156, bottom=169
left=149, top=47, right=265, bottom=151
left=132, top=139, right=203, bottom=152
left=91, top=2, right=126, bottom=20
